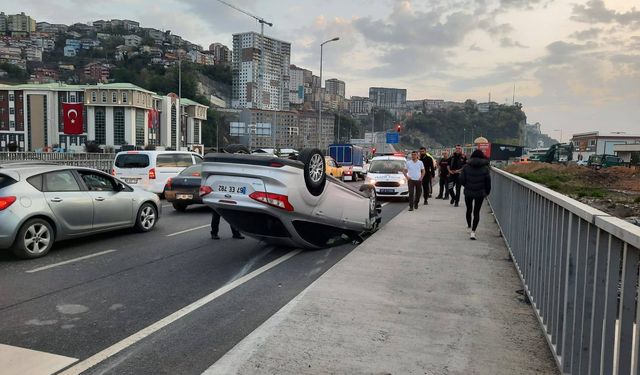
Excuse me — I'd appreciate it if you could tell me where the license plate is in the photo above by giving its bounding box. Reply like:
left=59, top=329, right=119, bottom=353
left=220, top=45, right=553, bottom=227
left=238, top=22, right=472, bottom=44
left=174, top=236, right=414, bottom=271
left=380, top=189, right=394, bottom=193
left=176, top=194, right=193, bottom=200
left=216, top=185, right=248, bottom=195
left=124, top=178, right=138, bottom=184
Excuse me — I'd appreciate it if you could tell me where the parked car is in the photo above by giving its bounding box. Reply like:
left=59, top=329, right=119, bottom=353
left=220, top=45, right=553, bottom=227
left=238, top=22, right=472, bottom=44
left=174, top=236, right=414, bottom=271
left=164, top=164, right=203, bottom=211
left=587, top=154, right=624, bottom=169
left=0, top=163, right=160, bottom=259
left=112, top=151, right=203, bottom=194
left=200, top=149, right=381, bottom=249
left=325, top=156, right=344, bottom=180
left=364, top=155, right=409, bottom=200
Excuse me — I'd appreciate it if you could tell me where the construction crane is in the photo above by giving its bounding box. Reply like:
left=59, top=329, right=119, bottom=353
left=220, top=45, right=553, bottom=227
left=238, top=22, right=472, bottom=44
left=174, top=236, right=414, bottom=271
left=216, top=0, right=272, bottom=110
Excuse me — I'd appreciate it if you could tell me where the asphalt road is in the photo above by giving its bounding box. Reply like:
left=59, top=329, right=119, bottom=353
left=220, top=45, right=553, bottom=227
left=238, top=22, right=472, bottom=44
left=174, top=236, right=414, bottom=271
left=0, top=184, right=408, bottom=375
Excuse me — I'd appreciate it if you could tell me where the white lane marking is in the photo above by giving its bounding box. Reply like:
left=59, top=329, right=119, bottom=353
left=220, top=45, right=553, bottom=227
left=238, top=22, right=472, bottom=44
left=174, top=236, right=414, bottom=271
left=381, top=202, right=390, bottom=207
left=0, top=343, right=78, bottom=375
left=26, top=250, right=117, bottom=273
left=162, top=204, right=172, bottom=208
left=58, top=250, right=301, bottom=375
left=166, top=224, right=210, bottom=237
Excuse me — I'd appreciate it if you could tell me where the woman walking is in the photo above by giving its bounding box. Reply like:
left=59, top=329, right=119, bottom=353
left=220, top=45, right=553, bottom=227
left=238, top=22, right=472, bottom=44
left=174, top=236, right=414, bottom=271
left=460, top=150, right=491, bottom=240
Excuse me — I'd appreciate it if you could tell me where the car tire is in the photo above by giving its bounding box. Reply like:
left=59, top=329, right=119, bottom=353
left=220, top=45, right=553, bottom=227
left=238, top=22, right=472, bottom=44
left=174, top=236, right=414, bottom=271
left=135, top=202, right=158, bottom=232
left=12, top=218, right=55, bottom=259
left=224, top=144, right=250, bottom=154
left=298, top=148, right=326, bottom=196
left=172, top=202, right=187, bottom=212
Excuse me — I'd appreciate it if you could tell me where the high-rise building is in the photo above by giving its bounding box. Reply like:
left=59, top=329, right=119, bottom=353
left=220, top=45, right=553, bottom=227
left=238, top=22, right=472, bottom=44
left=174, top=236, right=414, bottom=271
left=349, top=96, right=372, bottom=115
left=368, top=87, right=407, bottom=111
left=289, top=65, right=312, bottom=105
left=208, top=42, right=232, bottom=64
left=232, top=32, right=290, bottom=111
left=2, top=12, right=36, bottom=36
left=325, top=79, right=345, bottom=98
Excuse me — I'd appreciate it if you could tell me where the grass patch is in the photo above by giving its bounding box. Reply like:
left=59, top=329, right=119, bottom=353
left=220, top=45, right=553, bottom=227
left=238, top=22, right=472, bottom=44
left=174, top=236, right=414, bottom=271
left=576, top=188, right=606, bottom=198
left=515, top=169, right=607, bottom=198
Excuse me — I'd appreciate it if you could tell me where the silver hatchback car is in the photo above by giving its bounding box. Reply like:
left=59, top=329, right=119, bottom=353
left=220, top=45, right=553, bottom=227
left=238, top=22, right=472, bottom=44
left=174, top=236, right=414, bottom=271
left=0, top=163, right=161, bottom=259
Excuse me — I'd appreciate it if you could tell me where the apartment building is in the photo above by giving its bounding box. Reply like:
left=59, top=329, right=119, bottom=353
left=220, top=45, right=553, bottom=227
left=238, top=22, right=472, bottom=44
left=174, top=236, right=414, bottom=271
left=368, top=87, right=407, bottom=111
left=84, top=62, right=111, bottom=83
left=232, top=32, right=290, bottom=111
left=2, top=12, right=36, bottom=36
left=289, top=65, right=312, bottom=105
left=325, top=78, right=345, bottom=98
left=208, top=42, right=231, bottom=64
left=0, top=83, right=207, bottom=151
left=124, top=34, right=142, bottom=48
left=349, top=96, right=372, bottom=115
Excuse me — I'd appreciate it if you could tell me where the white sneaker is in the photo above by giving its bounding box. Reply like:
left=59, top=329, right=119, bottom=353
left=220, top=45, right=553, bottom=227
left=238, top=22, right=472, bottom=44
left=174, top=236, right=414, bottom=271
left=470, top=232, right=476, bottom=240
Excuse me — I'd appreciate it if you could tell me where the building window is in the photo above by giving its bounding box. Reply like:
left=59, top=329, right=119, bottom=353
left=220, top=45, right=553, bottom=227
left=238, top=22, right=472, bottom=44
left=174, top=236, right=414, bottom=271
left=95, top=108, right=106, bottom=144
left=112, top=92, right=117, bottom=103
left=114, top=107, right=125, bottom=145
left=9, top=107, right=14, bottom=115
left=122, top=92, right=128, bottom=103
left=0, top=95, right=4, bottom=100
left=8, top=94, right=14, bottom=101
left=135, top=109, right=145, bottom=146
left=70, top=93, right=76, bottom=102
left=91, top=92, right=97, bottom=102
left=589, top=139, right=596, bottom=146
left=9, top=120, right=15, bottom=128
left=101, top=92, right=107, bottom=103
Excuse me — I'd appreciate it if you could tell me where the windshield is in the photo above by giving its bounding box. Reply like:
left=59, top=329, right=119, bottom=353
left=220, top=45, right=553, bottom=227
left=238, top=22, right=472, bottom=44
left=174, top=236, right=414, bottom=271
left=368, top=160, right=405, bottom=174
left=115, top=154, right=150, bottom=168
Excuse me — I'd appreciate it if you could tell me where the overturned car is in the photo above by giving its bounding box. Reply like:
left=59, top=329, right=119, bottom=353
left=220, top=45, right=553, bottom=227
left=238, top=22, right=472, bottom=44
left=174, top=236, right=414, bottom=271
left=200, top=148, right=381, bottom=248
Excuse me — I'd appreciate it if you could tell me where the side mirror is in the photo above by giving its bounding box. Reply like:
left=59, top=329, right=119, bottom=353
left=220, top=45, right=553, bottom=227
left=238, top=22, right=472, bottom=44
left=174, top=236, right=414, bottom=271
left=116, top=182, right=126, bottom=192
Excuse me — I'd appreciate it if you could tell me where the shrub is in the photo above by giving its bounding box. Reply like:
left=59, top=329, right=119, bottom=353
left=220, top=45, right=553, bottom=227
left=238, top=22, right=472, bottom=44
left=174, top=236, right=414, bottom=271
left=85, top=140, right=101, bottom=153
left=7, top=141, right=18, bottom=152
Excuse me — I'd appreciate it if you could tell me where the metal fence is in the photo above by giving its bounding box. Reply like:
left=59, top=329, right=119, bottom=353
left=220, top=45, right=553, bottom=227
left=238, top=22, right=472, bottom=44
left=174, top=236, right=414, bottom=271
left=489, top=168, right=640, bottom=375
left=0, top=152, right=116, bottom=172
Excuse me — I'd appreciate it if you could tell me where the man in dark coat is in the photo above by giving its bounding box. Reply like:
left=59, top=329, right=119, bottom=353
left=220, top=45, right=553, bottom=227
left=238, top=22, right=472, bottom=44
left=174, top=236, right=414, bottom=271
left=435, top=149, right=450, bottom=200
left=447, top=144, right=467, bottom=207
left=418, top=147, right=435, bottom=205
left=460, top=149, right=491, bottom=240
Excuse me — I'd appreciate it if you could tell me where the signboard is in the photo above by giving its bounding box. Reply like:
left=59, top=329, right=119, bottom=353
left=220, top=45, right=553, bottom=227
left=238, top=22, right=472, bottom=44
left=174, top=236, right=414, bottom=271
left=386, top=132, right=399, bottom=144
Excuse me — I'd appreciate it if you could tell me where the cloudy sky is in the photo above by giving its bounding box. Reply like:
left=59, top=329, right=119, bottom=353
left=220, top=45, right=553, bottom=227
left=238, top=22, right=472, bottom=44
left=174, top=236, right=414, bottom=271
left=6, top=0, right=640, bottom=138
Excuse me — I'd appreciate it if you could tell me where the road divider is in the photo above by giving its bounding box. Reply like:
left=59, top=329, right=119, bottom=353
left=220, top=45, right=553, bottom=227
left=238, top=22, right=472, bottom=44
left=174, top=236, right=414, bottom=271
left=57, top=249, right=302, bottom=375
left=26, top=250, right=118, bottom=273
left=166, top=224, right=210, bottom=237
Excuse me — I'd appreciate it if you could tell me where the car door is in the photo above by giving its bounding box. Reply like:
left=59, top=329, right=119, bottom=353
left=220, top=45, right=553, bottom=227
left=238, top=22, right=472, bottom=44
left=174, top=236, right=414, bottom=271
left=78, top=170, right=134, bottom=230
left=43, top=170, right=94, bottom=235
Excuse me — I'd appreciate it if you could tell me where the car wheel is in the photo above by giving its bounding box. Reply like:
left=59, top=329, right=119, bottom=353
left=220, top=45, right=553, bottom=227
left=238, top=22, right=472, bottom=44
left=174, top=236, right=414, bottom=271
left=172, top=202, right=187, bottom=212
left=135, top=202, right=158, bottom=232
left=298, top=148, right=326, bottom=196
left=12, top=218, right=54, bottom=259
left=224, top=144, right=250, bottom=154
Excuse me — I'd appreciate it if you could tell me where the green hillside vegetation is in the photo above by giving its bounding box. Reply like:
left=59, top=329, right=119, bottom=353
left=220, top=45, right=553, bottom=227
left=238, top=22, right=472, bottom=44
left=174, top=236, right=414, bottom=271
left=405, top=100, right=526, bottom=147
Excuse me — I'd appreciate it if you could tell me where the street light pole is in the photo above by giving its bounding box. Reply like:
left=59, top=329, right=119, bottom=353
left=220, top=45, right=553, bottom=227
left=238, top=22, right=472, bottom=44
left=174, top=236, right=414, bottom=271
left=318, top=37, right=339, bottom=149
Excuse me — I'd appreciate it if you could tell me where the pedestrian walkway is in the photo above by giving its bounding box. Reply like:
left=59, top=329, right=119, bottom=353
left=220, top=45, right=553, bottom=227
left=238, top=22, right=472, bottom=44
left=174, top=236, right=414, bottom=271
left=203, top=197, right=559, bottom=374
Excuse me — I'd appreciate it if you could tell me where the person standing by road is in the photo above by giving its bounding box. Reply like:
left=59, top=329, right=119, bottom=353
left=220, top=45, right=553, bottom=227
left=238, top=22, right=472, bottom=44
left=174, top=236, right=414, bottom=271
left=418, top=147, right=435, bottom=205
left=210, top=209, right=244, bottom=240
left=460, top=149, right=491, bottom=240
left=447, top=145, right=467, bottom=207
left=403, top=151, right=425, bottom=211
left=435, top=149, right=450, bottom=200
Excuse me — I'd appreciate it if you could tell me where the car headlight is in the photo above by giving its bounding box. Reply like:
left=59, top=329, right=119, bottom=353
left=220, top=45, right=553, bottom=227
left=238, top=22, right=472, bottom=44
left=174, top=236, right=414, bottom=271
left=399, top=178, right=406, bottom=185
left=366, top=178, right=376, bottom=185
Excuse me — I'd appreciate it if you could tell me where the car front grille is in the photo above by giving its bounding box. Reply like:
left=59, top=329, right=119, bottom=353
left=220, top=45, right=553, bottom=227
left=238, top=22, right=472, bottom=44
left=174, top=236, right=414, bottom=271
left=375, top=181, right=400, bottom=187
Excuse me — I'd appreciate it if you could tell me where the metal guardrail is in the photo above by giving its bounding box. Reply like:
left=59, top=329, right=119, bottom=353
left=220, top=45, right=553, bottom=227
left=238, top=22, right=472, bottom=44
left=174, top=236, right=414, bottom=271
left=489, top=168, right=640, bottom=375
left=0, top=152, right=115, bottom=172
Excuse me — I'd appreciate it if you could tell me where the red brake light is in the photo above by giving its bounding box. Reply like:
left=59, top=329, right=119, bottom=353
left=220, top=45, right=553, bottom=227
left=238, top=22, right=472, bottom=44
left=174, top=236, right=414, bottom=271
left=191, top=172, right=201, bottom=177
left=269, top=162, right=284, bottom=168
left=127, top=151, right=139, bottom=154
left=149, top=168, right=156, bottom=179
left=111, top=168, right=116, bottom=176
left=199, top=185, right=213, bottom=196
left=0, top=196, right=17, bottom=211
left=249, top=192, right=294, bottom=211
left=165, top=177, right=172, bottom=190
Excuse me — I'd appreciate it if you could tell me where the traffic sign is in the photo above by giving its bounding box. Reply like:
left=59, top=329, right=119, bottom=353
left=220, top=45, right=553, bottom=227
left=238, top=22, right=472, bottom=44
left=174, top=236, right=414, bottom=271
left=386, top=132, right=399, bottom=144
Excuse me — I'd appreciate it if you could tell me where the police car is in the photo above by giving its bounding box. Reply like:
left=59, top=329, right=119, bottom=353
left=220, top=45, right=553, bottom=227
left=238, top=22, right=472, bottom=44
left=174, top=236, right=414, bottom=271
left=364, top=154, right=409, bottom=200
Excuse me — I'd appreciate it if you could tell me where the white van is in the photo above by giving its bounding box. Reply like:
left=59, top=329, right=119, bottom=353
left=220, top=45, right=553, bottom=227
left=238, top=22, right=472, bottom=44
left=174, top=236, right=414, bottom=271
left=112, top=151, right=203, bottom=194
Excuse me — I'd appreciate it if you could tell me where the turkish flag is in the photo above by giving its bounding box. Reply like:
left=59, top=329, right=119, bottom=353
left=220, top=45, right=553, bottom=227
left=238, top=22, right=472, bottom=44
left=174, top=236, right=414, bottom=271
left=63, top=103, right=84, bottom=135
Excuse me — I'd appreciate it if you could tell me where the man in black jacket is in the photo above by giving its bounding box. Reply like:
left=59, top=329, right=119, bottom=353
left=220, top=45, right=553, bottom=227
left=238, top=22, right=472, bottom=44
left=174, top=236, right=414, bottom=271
left=447, top=145, right=467, bottom=207
left=435, top=149, right=450, bottom=199
left=418, top=147, right=435, bottom=205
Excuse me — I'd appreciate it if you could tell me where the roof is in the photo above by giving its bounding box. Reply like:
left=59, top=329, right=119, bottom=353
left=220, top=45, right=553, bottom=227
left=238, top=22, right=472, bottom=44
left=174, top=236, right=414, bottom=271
left=180, top=98, right=209, bottom=107
left=0, top=83, right=87, bottom=91
left=92, top=83, right=155, bottom=94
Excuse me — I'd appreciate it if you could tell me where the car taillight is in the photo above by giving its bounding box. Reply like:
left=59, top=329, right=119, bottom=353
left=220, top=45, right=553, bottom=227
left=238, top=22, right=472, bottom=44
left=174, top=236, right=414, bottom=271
left=249, top=192, right=294, bottom=211
left=149, top=168, right=156, bottom=179
left=165, top=177, right=172, bottom=190
left=269, top=162, right=284, bottom=167
left=0, top=196, right=16, bottom=211
left=111, top=168, right=116, bottom=176
left=199, top=185, right=213, bottom=196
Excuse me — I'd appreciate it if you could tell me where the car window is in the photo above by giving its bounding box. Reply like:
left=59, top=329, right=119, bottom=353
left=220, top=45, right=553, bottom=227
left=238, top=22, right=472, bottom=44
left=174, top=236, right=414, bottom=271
left=80, top=172, right=116, bottom=191
left=175, top=154, right=194, bottom=167
left=0, top=174, right=17, bottom=189
left=27, top=174, right=43, bottom=191
left=179, top=165, right=202, bottom=177
left=44, top=171, right=81, bottom=192
left=156, top=154, right=175, bottom=167
left=115, top=154, right=150, bottom=168
left=194, top=155, right=203, bottom=164
left=369, top=160, right=405, bottom=173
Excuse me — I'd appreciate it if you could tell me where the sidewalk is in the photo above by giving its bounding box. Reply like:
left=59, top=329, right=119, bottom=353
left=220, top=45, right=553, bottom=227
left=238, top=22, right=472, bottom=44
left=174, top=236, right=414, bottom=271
left=203, top=197, right=559, bottom=375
